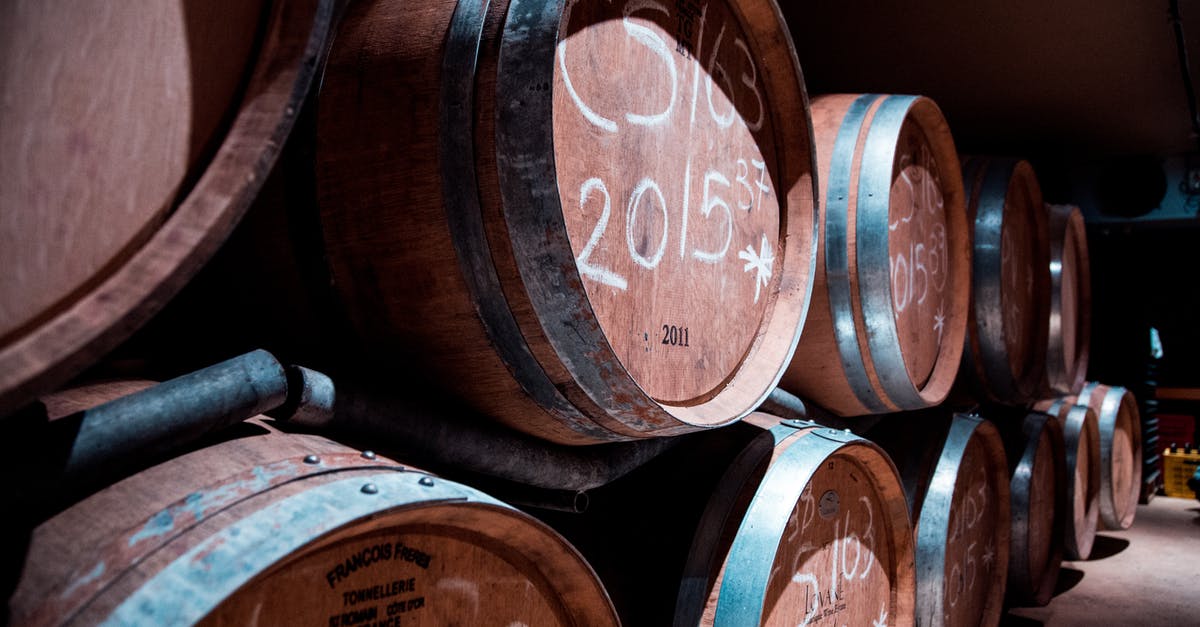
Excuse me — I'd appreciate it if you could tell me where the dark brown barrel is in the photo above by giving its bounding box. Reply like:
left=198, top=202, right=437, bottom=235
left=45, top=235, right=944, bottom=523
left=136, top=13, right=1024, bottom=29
left=958, top=158, right=1050, bottom=404
left=677, top=414, right=914, bottom=626
left=1043, top=204, right=1091, bottom=396
left=315, top=0, right=818, bottom=444
left=993, top=410, right=1066, bottom=607
left=0, top=0, right=335, bottom=416
left=10, top=383, right=618, bottom=626
left=1033, top=398, right=1101, bottom=559
left=1074, top=382, right=1143, bottom=530
left=871, top=413, right=1009, bottom=627
left=781, top=94, right=971, bottom=417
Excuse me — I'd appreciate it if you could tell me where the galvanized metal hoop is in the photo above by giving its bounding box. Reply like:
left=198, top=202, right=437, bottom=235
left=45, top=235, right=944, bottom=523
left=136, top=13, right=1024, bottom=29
left=440, top=0, right=610, bottom=440
left=101, top=472, right=496, bottom=625
left=826, top=93, right=890, bottom=413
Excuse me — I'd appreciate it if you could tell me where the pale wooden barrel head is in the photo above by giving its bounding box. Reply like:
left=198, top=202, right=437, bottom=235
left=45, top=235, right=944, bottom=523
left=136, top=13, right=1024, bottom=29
left=1061, top=235, right=1081, bottom=370
left=552, top=0, right=809, bottom=407
left=1107, top=385, right=1141, bottom=529
left=1021, top=421, right=1061, bottom=603
left=0, top=0, right=332, bottom=416
left=1033, top=398, right=1100, bottom=559
left=1109, top=414, right=1138, bottom=524
left=682, top=414, right=914, bottom=626
left=1078, top=382, right=1143, bottom=530
left=998, top=163, right=1044, bottom=383
left=1044, top=205, right=1091, bottom=396
left=758, top=440, right=908, bottom=626
left=887, top=114, right=952, bottom=389
left=1068, top=408, right=1098, bottom=557
left=989, top=408, right=1064, bottom=607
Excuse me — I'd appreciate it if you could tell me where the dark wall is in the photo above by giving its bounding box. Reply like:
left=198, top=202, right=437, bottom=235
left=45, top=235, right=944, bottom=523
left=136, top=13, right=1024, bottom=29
left=1086, top=222, right=1200, bottom=388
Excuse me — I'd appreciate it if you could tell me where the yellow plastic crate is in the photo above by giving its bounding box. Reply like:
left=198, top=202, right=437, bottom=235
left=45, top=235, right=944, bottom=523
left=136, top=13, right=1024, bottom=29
left=1163, top=447, right=1200, bottom=498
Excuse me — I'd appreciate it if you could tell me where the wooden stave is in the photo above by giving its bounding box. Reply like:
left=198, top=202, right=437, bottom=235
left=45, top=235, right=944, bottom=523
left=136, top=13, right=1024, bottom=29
left=1043, top=205, right=1091, bottom=396
left=11, top=385, right=618, bottom=627
left=315, top=0, right=819, bottom=445
left=676, top=413, right=916, bottom=627
left=996, top=411, right=1065, bottom=607
left=0, top=0, right=337, bottom=418
left=959, top=158, right=1050, bottom=404
left=1075, top=382, right=1143, bottom=530
left=782, top=93, right=971, bottom=417
left=1033, top=398, right=1101, bottom=560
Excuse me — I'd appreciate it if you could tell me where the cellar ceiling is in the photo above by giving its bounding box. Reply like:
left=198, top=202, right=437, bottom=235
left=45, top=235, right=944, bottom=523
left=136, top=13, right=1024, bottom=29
left=786, top=0, right=1200, bottom=157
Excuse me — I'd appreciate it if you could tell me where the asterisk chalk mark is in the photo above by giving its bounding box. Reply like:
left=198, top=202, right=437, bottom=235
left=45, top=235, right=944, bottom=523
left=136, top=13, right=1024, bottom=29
left=738, top=235, right=775, bottom=304
left=933, top=305, right=946, bottom=342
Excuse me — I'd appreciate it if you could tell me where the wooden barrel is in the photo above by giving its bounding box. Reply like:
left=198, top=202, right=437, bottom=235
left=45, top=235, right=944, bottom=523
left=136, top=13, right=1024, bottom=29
left=1043, top=204, right=1091, bottom=396
left=993, top=410, right=1065, bottom=607
left=870, top=413, right=1009, bottom=627
left=314, top=0, right=818, bottom=444
left=10, top=383, right=618, bottom=626
left=0, top=0, right=336, bottom=417
left=780, top=93, right=970, bottom=417
left=1032, top=398, right=1101, bottom=559
left=958, top=158, right=1050, bottom=404
left=677, top=414, right=915, bottom=626
left=1074, top=382, right=1143, bottom=530
left=535, top=414, right=914, bottom=625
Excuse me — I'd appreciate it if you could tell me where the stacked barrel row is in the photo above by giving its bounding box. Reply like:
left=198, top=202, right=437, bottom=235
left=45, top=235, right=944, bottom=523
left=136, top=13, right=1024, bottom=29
left=0, top=0, right=1140, bottom=626
left=0, top=1, right=879, bottom=625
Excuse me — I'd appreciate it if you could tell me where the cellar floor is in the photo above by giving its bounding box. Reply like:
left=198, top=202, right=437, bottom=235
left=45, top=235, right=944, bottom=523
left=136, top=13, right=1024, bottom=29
left=1003, top=496, right=1200, bottom=626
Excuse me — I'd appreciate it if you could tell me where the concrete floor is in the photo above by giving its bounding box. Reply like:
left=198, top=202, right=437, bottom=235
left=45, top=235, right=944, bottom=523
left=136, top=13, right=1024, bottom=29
left=1004, top=497, right=1200, bottom=626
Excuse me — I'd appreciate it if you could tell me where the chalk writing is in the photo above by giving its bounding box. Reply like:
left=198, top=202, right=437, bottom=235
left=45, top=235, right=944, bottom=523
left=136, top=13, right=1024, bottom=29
left=746, top=158, right=771, bottom=211
left=784, top=489, right=880, bottom=625
left=575, top=178, right=627, bottom=290
left=873, top=605, right=889, bottom=627
left=946, top=465, right=994, bottom=610
left=693, top=169, right=733, bottom=263
left=559, top=0, right=772, bottom=301
left=627, top=177, right=669, bottom=269
left=738, top=235, right=774, bottom=303
left=885, top=132, right=950, bottom=384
